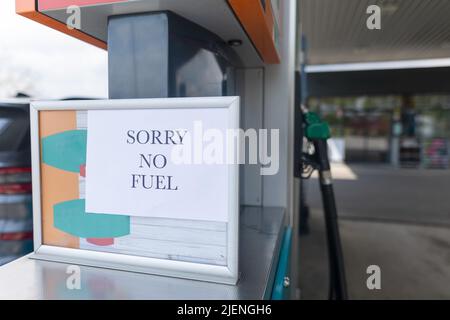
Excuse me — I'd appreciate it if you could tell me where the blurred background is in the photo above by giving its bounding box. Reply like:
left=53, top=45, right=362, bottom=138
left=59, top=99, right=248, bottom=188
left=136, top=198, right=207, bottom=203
left=0, top=1, right=107, bottom=99
left=298, top=0, right=450, bottom=299
left=0, top=1, right=107, bottom=265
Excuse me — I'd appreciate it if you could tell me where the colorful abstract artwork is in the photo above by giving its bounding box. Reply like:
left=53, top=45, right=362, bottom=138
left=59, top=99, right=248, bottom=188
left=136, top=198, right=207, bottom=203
left=41, top=120, right=130, bottom=247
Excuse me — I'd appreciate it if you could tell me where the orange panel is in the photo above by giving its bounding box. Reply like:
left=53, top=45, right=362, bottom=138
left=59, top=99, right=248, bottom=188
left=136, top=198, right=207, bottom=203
left=17, top=0, right=279, bottom=63
left=16, top=0, right=107, bottom=50
left=228, top=0, right=280, bottom=64
left=39, top=111, right=80, bottom=249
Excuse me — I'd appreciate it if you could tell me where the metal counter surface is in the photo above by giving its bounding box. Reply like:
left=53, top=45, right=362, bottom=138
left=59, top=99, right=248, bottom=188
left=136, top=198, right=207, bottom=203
left=0, top=206, right=285, bottom=300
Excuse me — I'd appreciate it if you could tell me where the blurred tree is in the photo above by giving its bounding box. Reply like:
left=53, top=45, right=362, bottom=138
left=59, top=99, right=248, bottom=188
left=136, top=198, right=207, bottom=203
left=0, top=52, right=36, bottom=98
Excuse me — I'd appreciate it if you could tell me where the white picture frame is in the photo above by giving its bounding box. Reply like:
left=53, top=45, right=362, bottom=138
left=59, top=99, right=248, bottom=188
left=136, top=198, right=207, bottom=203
left=30, top=97, right=240, bottom=285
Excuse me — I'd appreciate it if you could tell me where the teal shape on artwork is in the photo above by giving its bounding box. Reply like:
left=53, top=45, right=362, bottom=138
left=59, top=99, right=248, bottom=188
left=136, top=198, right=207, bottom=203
left=54, top=199, right=130, bottom=238
left=42, top=130, right=87, bottom=173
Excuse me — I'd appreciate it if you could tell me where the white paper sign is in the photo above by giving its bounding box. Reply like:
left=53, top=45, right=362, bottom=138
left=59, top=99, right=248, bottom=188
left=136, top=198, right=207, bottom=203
left=85, top=108, right=229, bottom=222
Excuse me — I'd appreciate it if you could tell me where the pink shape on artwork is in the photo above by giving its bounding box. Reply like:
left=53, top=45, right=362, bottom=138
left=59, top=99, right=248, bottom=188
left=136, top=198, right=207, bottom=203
left=87, top=238, right=114, bottom=246
left=80, top=164, right=86, bottom=177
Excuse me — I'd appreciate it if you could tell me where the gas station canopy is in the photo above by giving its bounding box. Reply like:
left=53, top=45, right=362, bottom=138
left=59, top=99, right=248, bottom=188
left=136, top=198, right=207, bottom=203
left=16, top=0, right=282, bottom=67
left=301, top=0, right=450, bottom=65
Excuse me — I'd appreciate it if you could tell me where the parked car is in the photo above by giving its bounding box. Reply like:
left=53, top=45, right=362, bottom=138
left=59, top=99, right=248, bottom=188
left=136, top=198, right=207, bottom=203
left=0, top=98, right=33, bottom=265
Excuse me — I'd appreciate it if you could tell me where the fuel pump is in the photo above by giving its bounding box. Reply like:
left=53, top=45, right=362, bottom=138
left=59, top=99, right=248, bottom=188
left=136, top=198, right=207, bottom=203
left=300, top=107, right=348, bottom=300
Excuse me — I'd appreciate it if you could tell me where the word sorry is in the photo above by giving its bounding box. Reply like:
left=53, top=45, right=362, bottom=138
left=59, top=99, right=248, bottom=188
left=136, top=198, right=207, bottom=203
left=126, top=129, right=187, bottom=145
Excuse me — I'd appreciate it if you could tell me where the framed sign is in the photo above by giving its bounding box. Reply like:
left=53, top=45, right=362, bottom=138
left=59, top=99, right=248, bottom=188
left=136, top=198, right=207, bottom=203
left=30, top=97, right=239, bottom=284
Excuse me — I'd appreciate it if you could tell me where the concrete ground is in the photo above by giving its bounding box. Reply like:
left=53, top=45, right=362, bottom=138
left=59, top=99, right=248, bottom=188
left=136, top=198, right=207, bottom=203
left=298, top=164, right=450, bottom=300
